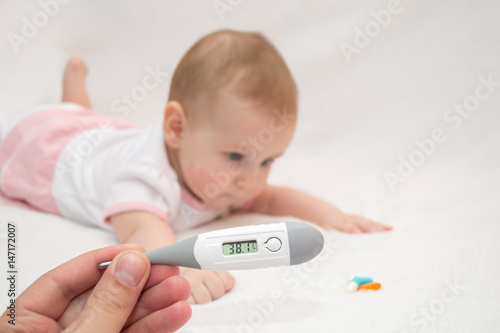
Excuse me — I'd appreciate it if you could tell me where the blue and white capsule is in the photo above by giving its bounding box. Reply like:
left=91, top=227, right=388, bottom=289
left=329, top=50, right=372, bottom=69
left=346, top=276, right=373, bottom=292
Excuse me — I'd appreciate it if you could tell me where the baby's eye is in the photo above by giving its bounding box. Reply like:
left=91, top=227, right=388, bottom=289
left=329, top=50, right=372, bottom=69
left=226, top=152, right=244, bottom=161
left=261, top=158, right=274, bottom=167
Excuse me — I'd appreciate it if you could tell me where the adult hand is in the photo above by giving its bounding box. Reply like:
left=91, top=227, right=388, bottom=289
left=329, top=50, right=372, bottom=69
left=0, top=244, right=191, bottom=332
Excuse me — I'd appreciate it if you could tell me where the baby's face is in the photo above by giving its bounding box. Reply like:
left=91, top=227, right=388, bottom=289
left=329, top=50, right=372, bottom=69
left=177, top=90, right=296, bottom=209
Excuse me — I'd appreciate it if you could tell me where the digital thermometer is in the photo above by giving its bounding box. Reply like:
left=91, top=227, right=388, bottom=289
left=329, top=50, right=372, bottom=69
left=98, top=222, right=324, bottom=270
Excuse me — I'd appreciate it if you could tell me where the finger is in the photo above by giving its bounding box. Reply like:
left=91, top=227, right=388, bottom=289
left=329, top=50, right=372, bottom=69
left=199, top=271, right=234, bottom=303
left=181, top=269, right=226, bottom=304
left=355, top=218, right=392, bottom=232
left=202, top=273, right=226, bottom=301
left=17, top=244, right=143, bottom=319
left=187, top=274, right=214, bottom=304
left=143, top=264, right=180, bottom=290
left=65, top=250, right=150, bottom=332
left=123, top=301, right=192, bottom=333
left=124, top=275, right=191, bottom=328
left=215, top=271, right=235, bottom=292
left=59, top=263, right=182, bottom=327
left=187, top=294, right=196, bottom=305
left=180, top=269, right=208, bottom=304
left=57, top=288, right=93, bottom=328
left=348, top=226, right=363, bottom=233
left=191, top=282, right=212, bottom=304
left=338, top=222, right=363, bottom=233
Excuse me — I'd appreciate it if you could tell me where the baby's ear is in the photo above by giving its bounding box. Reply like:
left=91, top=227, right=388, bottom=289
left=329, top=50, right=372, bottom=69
left=163, top=101, right=186, bottom=148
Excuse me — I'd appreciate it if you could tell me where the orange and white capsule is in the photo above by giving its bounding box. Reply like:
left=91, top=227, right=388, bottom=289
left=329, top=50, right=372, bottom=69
left=358, top=282, right=381, bottom=290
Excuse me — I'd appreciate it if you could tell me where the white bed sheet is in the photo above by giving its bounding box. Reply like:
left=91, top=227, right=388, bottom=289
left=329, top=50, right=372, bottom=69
left=1, top=0, right=499, bottom=332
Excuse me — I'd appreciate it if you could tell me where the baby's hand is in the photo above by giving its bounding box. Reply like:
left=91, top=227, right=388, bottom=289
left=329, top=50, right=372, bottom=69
left=321, top=212, right=392, bottom=233
left=180, top=267, right=235, bottom=304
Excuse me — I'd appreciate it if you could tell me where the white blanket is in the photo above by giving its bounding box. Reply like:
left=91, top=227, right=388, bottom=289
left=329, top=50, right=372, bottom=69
left=1, top=0, right=499, bottom=332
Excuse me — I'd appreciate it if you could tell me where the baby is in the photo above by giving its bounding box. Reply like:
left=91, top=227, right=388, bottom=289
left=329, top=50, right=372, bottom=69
left=0, top=29, right=391, bottom=304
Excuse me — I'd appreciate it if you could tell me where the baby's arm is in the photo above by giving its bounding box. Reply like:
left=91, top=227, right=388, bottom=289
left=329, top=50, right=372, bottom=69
left=110, top=212, right=177, bottom=250
left=247, top=185, right=392, bottom=233
left=110, top=212, right=234, bottom=304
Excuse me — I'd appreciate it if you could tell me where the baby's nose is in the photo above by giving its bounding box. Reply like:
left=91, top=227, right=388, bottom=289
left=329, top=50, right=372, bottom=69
left=235, top=171, right=256, bottom=188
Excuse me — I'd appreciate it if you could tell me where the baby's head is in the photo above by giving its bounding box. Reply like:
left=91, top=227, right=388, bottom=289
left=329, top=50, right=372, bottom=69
left=163, top=29, right=297, bottom=209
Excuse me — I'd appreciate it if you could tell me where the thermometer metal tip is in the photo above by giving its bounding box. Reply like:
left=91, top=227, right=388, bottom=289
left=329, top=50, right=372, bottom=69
left=98, top=261, right=112, bottom=269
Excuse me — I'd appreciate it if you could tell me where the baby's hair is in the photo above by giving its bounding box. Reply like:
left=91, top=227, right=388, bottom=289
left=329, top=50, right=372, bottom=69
left=168, top=29, right=297, bottom=122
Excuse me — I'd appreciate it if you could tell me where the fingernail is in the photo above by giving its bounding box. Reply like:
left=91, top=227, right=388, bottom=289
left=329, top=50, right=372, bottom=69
left=114, top=252, right=147, bottom=287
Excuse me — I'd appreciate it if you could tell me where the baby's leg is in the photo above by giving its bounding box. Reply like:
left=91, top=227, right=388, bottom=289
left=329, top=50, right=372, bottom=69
left=62, top=56, right=91, bottom=108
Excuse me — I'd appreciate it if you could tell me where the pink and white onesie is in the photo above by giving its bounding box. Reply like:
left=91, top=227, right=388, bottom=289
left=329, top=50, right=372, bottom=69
left=0, top=103, right=246, bottom=232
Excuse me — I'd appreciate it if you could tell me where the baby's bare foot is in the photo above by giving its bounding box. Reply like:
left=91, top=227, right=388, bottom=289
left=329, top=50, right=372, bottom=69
left=64, top=56, right=88, bottom=81
left=62, top=56, right=91, bottom=108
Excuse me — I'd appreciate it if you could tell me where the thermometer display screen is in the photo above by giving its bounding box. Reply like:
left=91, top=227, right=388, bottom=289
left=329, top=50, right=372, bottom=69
left=222, top=240, right=257, bottom=255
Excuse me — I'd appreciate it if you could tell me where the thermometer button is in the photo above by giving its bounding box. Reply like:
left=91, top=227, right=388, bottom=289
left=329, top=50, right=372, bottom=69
left=265, top=237, right=282, bottom=252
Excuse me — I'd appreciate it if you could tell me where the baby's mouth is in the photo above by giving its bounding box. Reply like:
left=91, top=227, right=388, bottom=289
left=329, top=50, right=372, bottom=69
left=182, top=183, right=206, bottom=204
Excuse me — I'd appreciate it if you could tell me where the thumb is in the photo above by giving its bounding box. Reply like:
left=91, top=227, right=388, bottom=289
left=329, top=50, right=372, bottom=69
left=65, top=250, right=150, bottom=333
